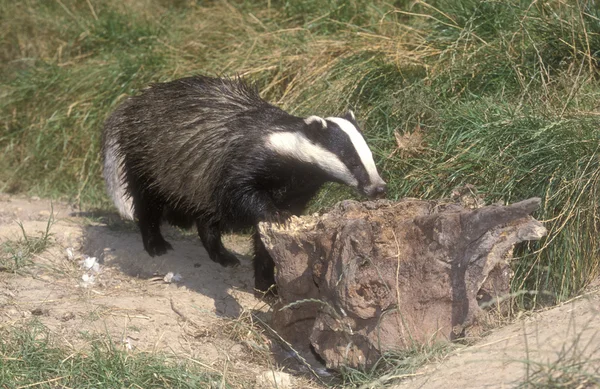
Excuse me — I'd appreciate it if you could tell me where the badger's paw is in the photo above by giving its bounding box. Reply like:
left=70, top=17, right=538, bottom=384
left=215, top=251, right=241, bottom=267
left=265, top=210, right=292, bottom=227
left=145, top=236, right=173, bottom=257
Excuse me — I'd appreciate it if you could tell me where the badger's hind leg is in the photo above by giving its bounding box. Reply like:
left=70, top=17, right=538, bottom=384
left=197, top=221, right=240, bottom=267
left=131, top=189, right=173, bottom=257
left=252, top=230, right=276, bottom=295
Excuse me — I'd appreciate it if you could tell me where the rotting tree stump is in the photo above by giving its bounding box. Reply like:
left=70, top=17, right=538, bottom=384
left=258, top=197, right=547, bottom=369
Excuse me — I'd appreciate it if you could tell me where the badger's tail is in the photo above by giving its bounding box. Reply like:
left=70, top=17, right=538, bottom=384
left=103, top=138, right=135, bottom=220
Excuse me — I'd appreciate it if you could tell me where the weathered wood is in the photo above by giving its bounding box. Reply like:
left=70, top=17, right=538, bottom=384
left=259, top=198, right=546, bottom=369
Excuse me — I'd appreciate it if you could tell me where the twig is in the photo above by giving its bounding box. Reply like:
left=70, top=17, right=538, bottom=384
left=358, top=372, right=424, bottom=389
left=560, top=57, right=586, bottom=118
left=169, top=298, right=202, bottom=330
left=170, top=298, right=189, bottom=322
left=251, top=313, right=327, bottom=385
left=86, top=0, right=98, bottom=21
left=17, top=376, right=65, bottom=389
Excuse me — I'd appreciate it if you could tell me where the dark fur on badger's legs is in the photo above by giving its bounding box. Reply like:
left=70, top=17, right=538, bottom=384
left=132, top=189, right=173, bottom=257
left=230, top=189, right=288, bottom=293
left=252, top=230, right=276, bottom=294
left=197, top=221, right=240, bottom=267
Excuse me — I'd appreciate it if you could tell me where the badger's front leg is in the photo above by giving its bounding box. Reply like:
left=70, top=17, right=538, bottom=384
left=197, top=221, right=240, bottom=267
left=252, top=229, right=277, bottom=294
left=252, top=210, right=294, bottom=294
left=224, top=187, right=292, bottom=294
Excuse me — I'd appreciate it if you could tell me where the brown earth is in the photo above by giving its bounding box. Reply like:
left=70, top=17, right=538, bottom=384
left=0, top=195, right=321, bottom=388
left=393, top=289, right=600, bottom=388
left=1, top=195, right=598, bottom=388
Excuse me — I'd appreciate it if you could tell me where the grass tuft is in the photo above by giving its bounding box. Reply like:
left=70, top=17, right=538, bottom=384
left=338, top=342, right=455, bottom=388
left=0, top=210, right=54, bottom=273
left=517, top=331, right=600, bottom=388
left=0, top=321, right=224, bottom=388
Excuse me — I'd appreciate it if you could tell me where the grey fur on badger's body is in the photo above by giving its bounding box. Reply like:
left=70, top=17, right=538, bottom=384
left=102, top=76, right=386, bottom=292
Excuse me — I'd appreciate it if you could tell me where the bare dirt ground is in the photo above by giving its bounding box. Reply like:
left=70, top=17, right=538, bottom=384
left=394, top=290, right=600, bottom=388
left=1, top=195, right=599, bottom=388
left=0, top=195, right=321, bottom=388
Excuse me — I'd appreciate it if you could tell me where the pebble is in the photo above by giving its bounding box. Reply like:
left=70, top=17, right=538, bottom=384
left=255, top=371, right=293, bottom=389
left=163, top=272, right=182, bottom=283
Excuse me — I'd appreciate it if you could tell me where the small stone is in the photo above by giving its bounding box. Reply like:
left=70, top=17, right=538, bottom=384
left=66, top=247, right=75, bottom=261
left=81, top=273, right=95, bottom=288
left=39, top=210, right=51, bottom=217
left=229, top=343, right=244, bottom=356
left=163, top=272, right=182, bottom=283
left=61, top=312, right=76, bottom=322
left=31, top=308, right=48, bottom=316
left=255, top=371, right=293, bottom=389
left=81, top=256, right=100, bottom=273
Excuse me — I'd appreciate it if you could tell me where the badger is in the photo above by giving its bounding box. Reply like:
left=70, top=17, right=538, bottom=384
left=102, top=76, right=386, bottom=293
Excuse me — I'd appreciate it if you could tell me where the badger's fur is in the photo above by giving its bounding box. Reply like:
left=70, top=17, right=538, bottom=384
left=102, top=76, right=386, bottom=293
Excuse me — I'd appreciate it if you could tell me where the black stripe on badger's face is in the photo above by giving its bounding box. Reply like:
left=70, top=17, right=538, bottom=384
left=279, top=113, right=385, bottom=199
left=266, top=113, right=386, bottom=199
left=321, top=116, right=386, bottom=199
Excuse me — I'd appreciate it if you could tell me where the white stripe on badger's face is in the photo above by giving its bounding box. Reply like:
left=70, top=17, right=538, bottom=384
left=325, top=117, right=385, bottom=188
left=267, top=132, right=358, bottom=187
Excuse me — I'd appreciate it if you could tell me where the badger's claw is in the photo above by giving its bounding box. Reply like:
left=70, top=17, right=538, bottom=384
left=265, top=210, right=292, bottom=227
left=145, top=236, right=173, bottom=257
left=215, top=251, right=241, bottom=267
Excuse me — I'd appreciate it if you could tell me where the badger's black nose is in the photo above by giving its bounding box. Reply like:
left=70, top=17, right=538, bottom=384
left=374, top=184, right=387, bottom=199
left=366, top=184, right=387, bottom=200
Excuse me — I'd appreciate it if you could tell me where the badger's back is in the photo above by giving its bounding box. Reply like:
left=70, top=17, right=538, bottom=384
left=102, top=76, right=294, bottom=219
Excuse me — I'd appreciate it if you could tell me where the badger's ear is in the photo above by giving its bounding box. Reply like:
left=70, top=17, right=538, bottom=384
left=343, top=110, right=356, bottom=122
left=343, top=110, right=363, bottom=133
left=304, top=115, right=327, bottom=129
left=303, top=115, right=328, bottom=142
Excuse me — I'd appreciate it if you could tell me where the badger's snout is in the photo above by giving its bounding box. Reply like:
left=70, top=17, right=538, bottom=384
left=365, top=182, right=387, bottom=200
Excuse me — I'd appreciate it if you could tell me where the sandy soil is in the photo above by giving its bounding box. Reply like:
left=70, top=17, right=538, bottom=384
left=0, top=195, right=321, bottom=388
left=1, top=195, right=598, bottom=388
left=393, top=290, right=600, bottom=388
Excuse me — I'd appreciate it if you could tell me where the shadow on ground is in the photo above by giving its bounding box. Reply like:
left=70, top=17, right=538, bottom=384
left=79, top=213, right=258, bottom=318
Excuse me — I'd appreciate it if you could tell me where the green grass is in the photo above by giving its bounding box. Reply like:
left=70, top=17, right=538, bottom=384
left=0, top=321, right=223, bottom=388
left=0, top=211, right=54, bottom=273
left=517, top=329, right=600, bottom=388
left=338, top=342, right=455, bottom=388
left=1, top=0, right=600, bottom=306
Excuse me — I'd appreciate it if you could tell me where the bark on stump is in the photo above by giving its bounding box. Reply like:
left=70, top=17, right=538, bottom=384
left=258, top=198, right=547, bottom=369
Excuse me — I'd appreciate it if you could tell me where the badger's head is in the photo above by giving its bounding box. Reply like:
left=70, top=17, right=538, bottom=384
left=267, top=110, right=387, bottom=199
